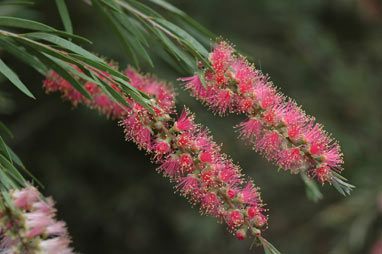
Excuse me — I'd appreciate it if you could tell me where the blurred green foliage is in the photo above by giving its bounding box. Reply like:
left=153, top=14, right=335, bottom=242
left=0, top=0, right=381, bottom=253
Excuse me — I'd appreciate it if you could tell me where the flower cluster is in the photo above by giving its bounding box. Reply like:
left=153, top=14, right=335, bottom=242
left=43, top=67, right=268, bottom=241
left=0, top=186, right=73, bottom=254
left=180, top=41, right=344, bottom=185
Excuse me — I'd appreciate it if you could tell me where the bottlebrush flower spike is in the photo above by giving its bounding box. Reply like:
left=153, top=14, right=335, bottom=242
left=0, top=185, right=74, bottom=254
left=43, top=66, right=279, bottom=253
left=180, top=40, right=354, bottom=195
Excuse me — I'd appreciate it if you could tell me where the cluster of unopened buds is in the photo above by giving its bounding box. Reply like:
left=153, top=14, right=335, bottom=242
left=180, top=40, right=345, bottom=187
left=43, top=67, right=269, bottom=243
left=0, top=186, right=73, bottom=254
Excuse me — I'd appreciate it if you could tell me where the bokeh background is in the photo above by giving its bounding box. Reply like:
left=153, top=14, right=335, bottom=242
left=0, top=0, right=381, bottom=253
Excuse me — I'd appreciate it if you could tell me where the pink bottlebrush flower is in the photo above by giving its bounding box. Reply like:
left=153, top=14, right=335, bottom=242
left=237, top=117, right=261, bottom=142
left=180, top=40, right=348, bottom=191
left=229, top=210, right=244, bottom=228
left=179, top=153, right=194, bottom=170
left=43, top=66, right=269, bottom=244
left=24, top=211, right=54, bottom=230
left=237, top=183, right=259, bottom=206
left=236, top=228, right=247, bottom=240
left=174, top=109, right=194, bottom=132
left=158, top=155, right=181, bottom=177
left=176, top=174, right=199, bottom=195
left=46, top=221, right=67, bottom=236
left=201, top=192, right=221, bottom=215
left=209, top=89, right=233, bottom=115
left=177, top=133, right=192, bottom=148
left=253, top=213, right=267, bottom=228
left=199, top=151, right=213, bottom=163
left=154, top=140, right=171, bottom=155
left=247, top=206, right=261, bottom=218
left=11, top=186, right=39, bottom=210
left=219, top=166, right=241, bottom=185
left=40, top=237, right=73, bottom=254
left=226, top=188, right=238, bottom=199
left=0, top=186, right=74, bottom=254
left=256, top=131, right=281, bottom=157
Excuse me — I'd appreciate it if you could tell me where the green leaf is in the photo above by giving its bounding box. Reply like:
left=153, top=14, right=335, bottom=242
left=258, top=236, right=281, bottom=254
left=153, top=18, right=209, bottom=58
left=69, top=53, right=130, bottom=82
left=0, top=154, right=26, bottom=187
left=93, top=0, right=139, bottom=66
left=332, top=176, right=354, bottom=196
left=37, top=53, right=92, bottom=100
left=148, top=0, right=184, bottom=15
left=155, top=30, right=195, bottom=71
left=93, top=74, right=131, bottom=110
left=0, top=136, right=11, bottom=163
left=52, top=30, right=92, bottom=44
left=197, top=68, right=207, bottom=89
left=0, top=167, right=11, bottom=190
left=124, top=30, right=153, bottom=67
left=0, top=1, right=34, bottom=6
left=117, top=14, right=148, bottom=47
left=0, top=16, right=90, bottom=44
left=55, top=0, right=73, bottom=34
left=4, top=144, right=43, bottom=188
left=5, top=145, right=24, bottom=169
left=10, top=33, right=84, bottom=67
left=124, top=88, right=154, bottom=114
left=98, top=0, right=123, bottom=13
left=0, top=16, right=55, bottom=32
left=126, top=0, right=164, bottom=18
left=180, top=38, right=212, bottom=70
left=22, top=45, right=91, bottom=100
left=0, top=58, right=35, bottom=99
left=301, top=172, right=323, bottom=202
left=0, top=121, right=13, bottom=139
left=25, top=32, right=101, bottom=62
left=0, top=37, right=48, bottom=74
left=178, top=14, right=216, bottom=40
left=1, top=188, right=15, bottom=210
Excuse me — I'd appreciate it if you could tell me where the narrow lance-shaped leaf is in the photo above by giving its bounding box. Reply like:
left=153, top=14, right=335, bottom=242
left=98, top=0, right=123, bottom=13
left=9, top=33, right=87, bottom=68
left=0, top=16, right=54, bottom=31
left=89, top=71, right=132, bottom=110
left=0, top=58, right=35, bottom=99
left=147, top=0, right=216, bottom=41
left=25, top=32, right=102, bottom=62
left=93, top=0, right=139, bottom=66
left=154, top=29, right=195, bottom=71
left=0, top=168, right=12, bottom=190
left=153, top=18, right=209, bottom=58
left=0, top=136, right=11, bottom=163
left=0, top=1, right=34, bottom=6
left=4, top=144, right=44, bottom=188
left=69, top=53, right=131, bottom=82
left=0, top=16, right=91, bottom=43
left=123, top=29, right=153, bottom=67
left=29, top=50, right=92, bottom=100
left=1, top=188, right=16, bottom=209
left=148, top=0, right=184, bottom=15
left=55, top=0, right=73, bottom=34
left=0, top=154, right=26, bottom=187
left=0, top=37, right=48, bottom=74
left=125, top=0, right=164, bottom=18
left=301, top=172, right=323, bottom=202
left=0, top=121, right=13, bottom=139
left=5, top=145, right=24, bottom=169
left=117, top=14, right=148, bottom=46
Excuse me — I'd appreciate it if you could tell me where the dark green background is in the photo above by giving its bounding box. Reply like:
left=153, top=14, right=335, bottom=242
left=0, top=0, right=381, bottom=253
